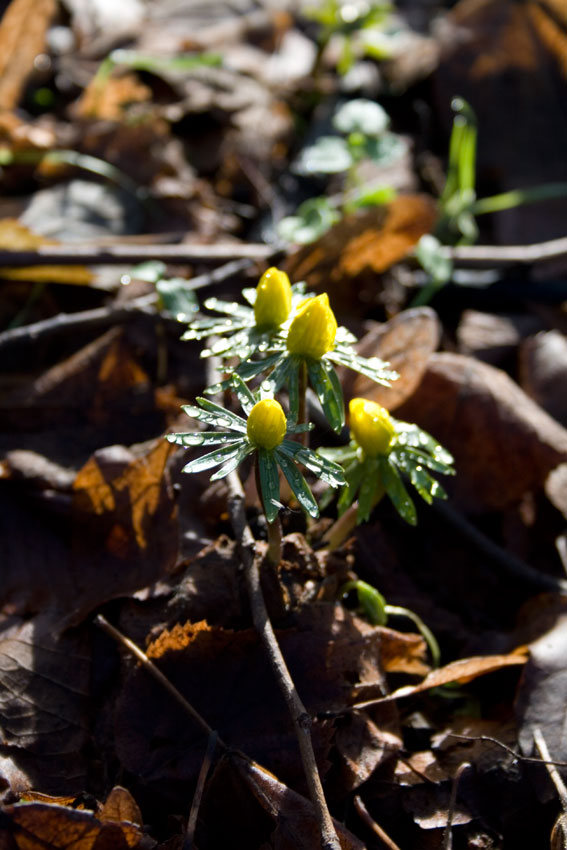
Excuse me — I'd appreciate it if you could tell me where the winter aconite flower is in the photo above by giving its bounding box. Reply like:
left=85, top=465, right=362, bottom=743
left=182, top=267, right=305, bottom=362
left=167, top=376, right=345, bottom=522
left=246, top=399, right=287, bottom=450
left=254, top=268, right=292, bottom=328
left=254, top=292, right=397, bottom=433
left=286, top=294, right=337, bottom=359
left=348, top=398, right=395, bottom=457
left=320, top=397, right=455, bottom=525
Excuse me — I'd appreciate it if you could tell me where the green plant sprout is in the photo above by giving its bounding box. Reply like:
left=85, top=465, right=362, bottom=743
left=304, top=0, right=393, bottom=76
left=92, top=48, right=222, bottom=94
left=413, top=97, right=567, bottom=305
left=341, top=579, right=441, bottom=666
left=170, top=268, right=452, bottom=566
left=320, top=396, right=454, bottom=528
left=167, top=375, right=345, bottom=562
left=278, top=98, right=404, bottom=245
left=124, top=260, right=199, bottom=322
left=182, top=267, right=307, bottom=361
left=185, top=268, right=397, bottom=433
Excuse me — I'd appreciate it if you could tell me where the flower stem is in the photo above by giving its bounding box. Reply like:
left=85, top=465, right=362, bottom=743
left=255, top=456, right=283, bottom=566
left=298, top=359, right=308, bottom=448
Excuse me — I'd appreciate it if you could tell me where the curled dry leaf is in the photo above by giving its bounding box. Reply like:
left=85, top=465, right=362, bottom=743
left=360, top=649, right=527, bottom=706
left=114, top=604, right=422, bottom=792
left=230, top=754, right=366, bottom=850
left=396, top=352, right=567, bottom=511
left=0, top=0, right=56, bottom=111
left=0, top=796, right=143, bottom=850
left=285, top=196, right=437, bottom=314
left=341, top=307, right=441, bottom=410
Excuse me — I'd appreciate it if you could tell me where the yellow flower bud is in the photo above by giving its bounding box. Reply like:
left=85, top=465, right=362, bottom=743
left=349, top=398, right=395, bottom=457
left=254, top=267, right=292, bottom=327
left=286, top=293, right=337, bottom=359
left=247, top=398, right=287, bottom=450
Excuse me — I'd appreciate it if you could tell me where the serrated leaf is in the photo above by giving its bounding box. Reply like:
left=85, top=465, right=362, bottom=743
left=210, top=443, right=254, bottom=480
left=362, top=133, right=407, bottom=166
left=193, top=398, right=247, bottom=432
left=156, top=278, right=199, bottom=321
left=130, top=260, right=167, bottom=282
left=202, top=298, right=253, bottom=320
left=182, top=442, right=244, bottom=475
left=379, top=456, right=417, bottom=525
left=167, top=431, right=243, bottom=448
left=257, top=450, right=281, bottom=523
left=229, top=374, right=256, bottom=415
left=277, top=197, right=340, bottom=245
left=308, top=359, right=345, bottom=432
left=329, top=346, right=397, bottom=386
left=394, top=423, right=454, bottom=466
left=276, top=451, right=319, bottom=518
left=278, top=442, right=345, bottom=488
left=357, top=460, right=379, bottom=523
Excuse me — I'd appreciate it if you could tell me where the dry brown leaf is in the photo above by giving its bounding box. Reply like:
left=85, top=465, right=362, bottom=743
left=98, top=787, right=142, bottom=827
left=519, top=331, right=567, bottom=427
left=114, top=604, right=412, bottom=791
left=396, top=352, right=567, bottom=511
left=76, top=73, right=152, bottom=121
left=285, top=196, right=437, bottom=313
left=0, top=219, right=91, bottom=285
left=341, top=307, right=441, bottom=410
left=0, top=0, right=56, bottom=110
left=231, top=755, right=366, bottom=850
left=366, top=649, right=528, bottom=705
left=0, top=616, right=90, bottom=796
left=0, top=799, right=143, bottom=850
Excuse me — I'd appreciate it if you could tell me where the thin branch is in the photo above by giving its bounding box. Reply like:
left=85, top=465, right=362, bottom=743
left=353, top=795, right=402, bottom=850
left=440, top=236, right=567, bottom=266
left=0, top=258, right=252, bottom=351
left=184, top=730, right=218, bottom=850
left=534, top=727, right=567, bottom=850
left=95, top=614, right=226, bottom=748
left=447, top=733, right=567, bottom=768
left=443, top=762, right=471, bottom=850
left=0, top=241, right=282, bottom=266
left=225, top=470, right=342, bottom=850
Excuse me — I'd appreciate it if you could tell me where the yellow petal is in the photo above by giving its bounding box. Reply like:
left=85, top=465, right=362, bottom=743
left=247, top=398, right=287, bottom=450
left=254, top=267, right=292, bottom=327
left=349, top=397, right=394, bottom=457
left=286, top=293, right=337, bottom=359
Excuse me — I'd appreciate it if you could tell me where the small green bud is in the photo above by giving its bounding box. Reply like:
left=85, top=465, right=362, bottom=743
left=254, top=267, right=292, bottom=327
left=286, top=293, right=337, bottom=359
left=247, top=398, right=287, bottom=450
left=349, top=397, right=395, bottom=457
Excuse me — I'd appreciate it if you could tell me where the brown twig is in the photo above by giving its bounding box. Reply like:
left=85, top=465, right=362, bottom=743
left=440, top=236, right=567, bottom=266
left=95, top=614, right=226, bottom=748
left=448, top=733, right=567, bottom=768
left=0, top=258, right=252, bottom=351
left=353, top=795, right=402, bottom=850
left=184, top=730, right=218, bottom=850
left=442, top=762, right=471, bottom=850
left=0, top=241, right=281, bottom=266
left=225, top=470, right=342, bottom=850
